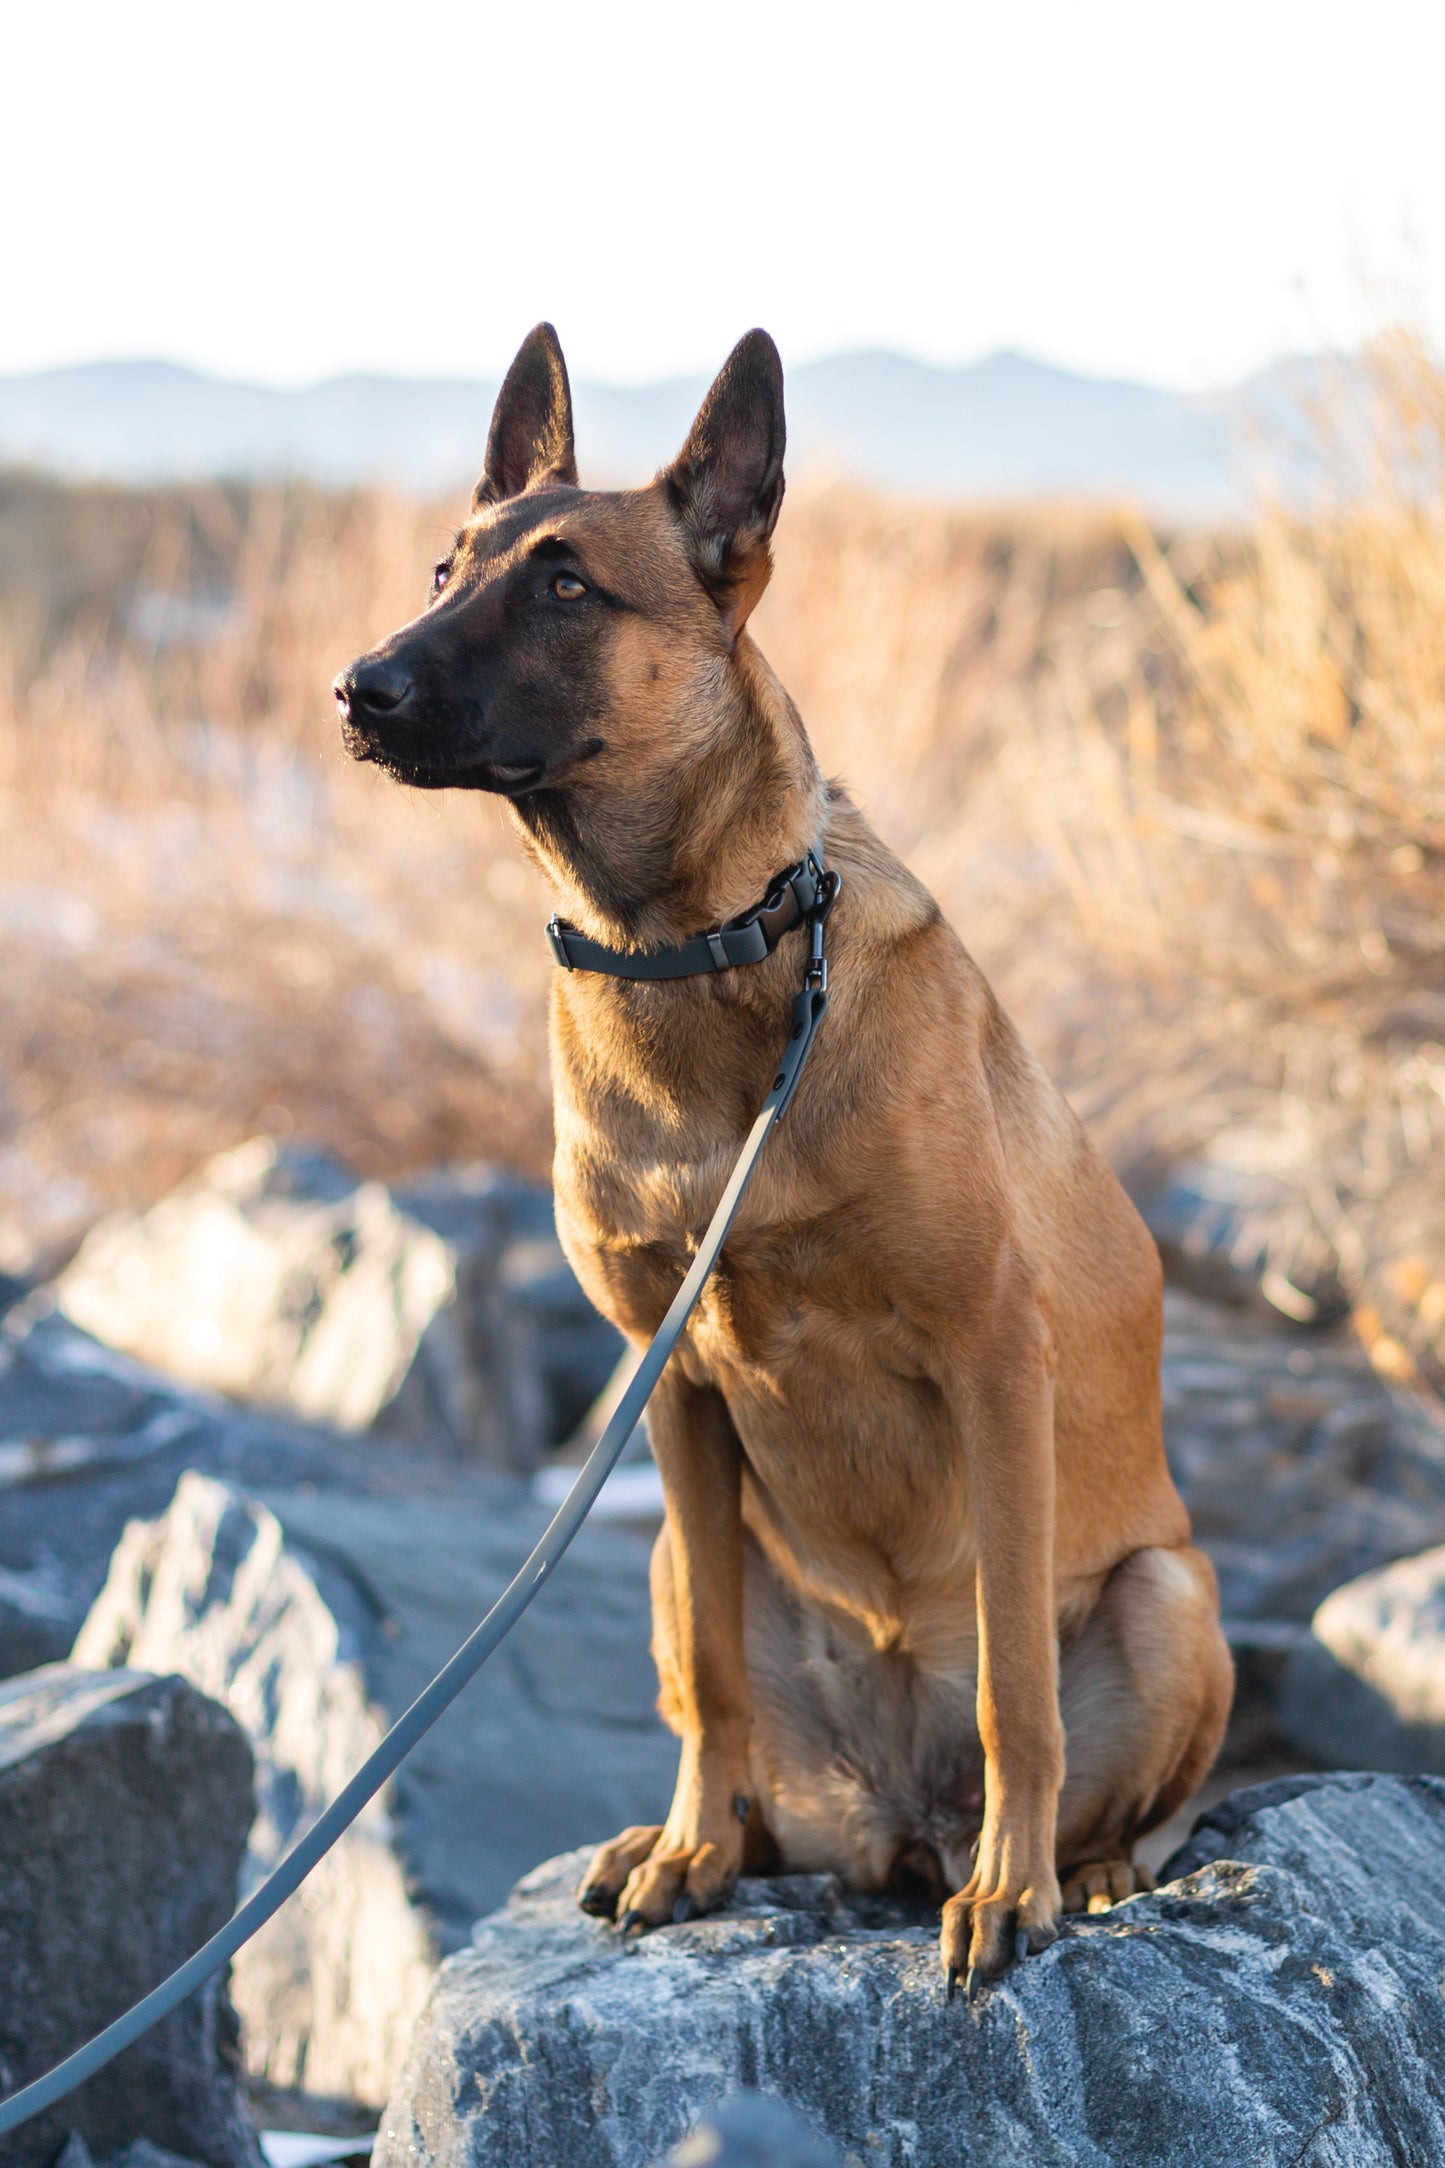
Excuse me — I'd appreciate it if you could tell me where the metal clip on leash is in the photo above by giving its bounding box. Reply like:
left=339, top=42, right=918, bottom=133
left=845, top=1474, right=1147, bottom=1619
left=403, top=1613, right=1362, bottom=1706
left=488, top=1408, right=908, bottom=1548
left=0, top=855, right=839, bottom=2140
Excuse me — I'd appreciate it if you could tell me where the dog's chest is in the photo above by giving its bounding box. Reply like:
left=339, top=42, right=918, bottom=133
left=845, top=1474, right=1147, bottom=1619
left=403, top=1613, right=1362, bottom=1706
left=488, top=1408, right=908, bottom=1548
left=566, top=1179, right=906, bottom=1380
left=665, top=1223, right=961, bottom=1496
left=558, top=1146, right=975, bottom=1617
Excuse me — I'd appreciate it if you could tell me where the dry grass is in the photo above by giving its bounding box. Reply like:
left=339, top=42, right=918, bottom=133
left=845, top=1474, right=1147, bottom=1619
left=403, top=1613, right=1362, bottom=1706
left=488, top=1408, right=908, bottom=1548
left=0, top=475, right=558, bottom=1269
left=0, top=472, right=1171, bottom=1272
left=2, top=340, right=1443, bottom=1401
left=975, top=330, right=1445, bottom=1394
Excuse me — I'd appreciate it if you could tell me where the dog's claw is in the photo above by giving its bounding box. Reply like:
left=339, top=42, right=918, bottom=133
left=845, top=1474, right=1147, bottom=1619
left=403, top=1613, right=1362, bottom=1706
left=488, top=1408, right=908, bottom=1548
left=578, top=1886, right=614, bottom=1918
left=618, top=1908, right=646, bottom=1936
left=965, top=1966, right=982, bottom=2005
left=1014, top=1928, right=1030, bottom=1965
left=672, top=1894, right=698, bottom=1925
left=945, top=1963, right=959, bottom=2004
left=732, top=1792, right=750, bottom=1825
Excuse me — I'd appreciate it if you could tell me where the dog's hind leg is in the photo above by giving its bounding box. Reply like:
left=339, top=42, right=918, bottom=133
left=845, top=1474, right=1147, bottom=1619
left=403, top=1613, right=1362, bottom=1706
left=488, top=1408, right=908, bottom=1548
left=1054, top=1543, right=1233, bottom=1912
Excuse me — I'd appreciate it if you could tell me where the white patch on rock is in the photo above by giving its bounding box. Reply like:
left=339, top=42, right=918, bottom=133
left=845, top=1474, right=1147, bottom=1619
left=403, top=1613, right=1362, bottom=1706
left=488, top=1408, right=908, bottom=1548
left=1312, top=1544, right=1445, bottom=1728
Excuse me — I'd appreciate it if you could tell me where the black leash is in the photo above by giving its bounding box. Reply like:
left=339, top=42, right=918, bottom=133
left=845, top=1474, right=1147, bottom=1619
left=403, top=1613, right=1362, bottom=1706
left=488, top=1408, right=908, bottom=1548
left=0, top=849, right=838, bottom=2140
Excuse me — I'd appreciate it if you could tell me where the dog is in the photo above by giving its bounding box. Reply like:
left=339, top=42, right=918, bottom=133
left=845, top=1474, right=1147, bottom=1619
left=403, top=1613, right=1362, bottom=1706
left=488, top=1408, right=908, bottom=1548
left=335, top=323, right=1233, bottom=1991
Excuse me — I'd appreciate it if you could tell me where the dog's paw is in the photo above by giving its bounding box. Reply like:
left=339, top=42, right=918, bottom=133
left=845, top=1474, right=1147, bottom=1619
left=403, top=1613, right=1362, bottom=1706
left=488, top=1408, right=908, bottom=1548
left=939, top=1868, right=1061, bottom=2000
left=577, top=1823, right=742, bottom=1932
left=616, top=1836, right=741, bottom=1930
left=1061, top=1857, right=1155, bottom=1915
left=576, top=1825, right=663, bottom=1919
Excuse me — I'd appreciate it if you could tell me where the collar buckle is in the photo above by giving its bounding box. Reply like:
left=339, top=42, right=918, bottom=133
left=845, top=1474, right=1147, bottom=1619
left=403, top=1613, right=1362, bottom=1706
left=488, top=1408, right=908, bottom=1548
left=803, top=867, right=841, bottom=993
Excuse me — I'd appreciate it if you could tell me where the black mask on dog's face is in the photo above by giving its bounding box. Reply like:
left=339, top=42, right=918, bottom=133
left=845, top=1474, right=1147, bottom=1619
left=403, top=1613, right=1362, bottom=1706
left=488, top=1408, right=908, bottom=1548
left=335, top=322, right=789, bottom=930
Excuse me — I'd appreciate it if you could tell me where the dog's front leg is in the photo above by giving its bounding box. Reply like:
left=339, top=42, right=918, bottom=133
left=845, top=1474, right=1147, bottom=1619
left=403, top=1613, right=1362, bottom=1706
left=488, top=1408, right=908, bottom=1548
left=578, top=1368, right=751, bottom=1929
left=940, top=1289, right=1065, bottom=1992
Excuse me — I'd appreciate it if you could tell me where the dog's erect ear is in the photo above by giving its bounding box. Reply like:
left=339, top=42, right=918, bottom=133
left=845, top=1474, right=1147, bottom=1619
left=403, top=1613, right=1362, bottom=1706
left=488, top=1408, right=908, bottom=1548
left=662, top=330, right=785, bottom=630
left=473, top=323, right=578, bottom=508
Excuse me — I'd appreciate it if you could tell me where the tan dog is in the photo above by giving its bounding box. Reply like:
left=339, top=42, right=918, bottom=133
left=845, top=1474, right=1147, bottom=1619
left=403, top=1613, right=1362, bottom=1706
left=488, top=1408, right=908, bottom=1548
left=336, top=324, right=1233, bottom=1991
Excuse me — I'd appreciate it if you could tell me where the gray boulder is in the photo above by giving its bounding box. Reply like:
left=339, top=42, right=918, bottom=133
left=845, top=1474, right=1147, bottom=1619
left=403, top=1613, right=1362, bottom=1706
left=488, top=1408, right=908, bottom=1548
left=0, top=1665, right=260, bottom=2168
left=1159, top=1288, right=1445, bottom=1627
left=376, top=1773, right=1445, bottom=2168
left=58, top=2138, right=213, bottom=2168
left=1132, top=1157, right=1347, bottom=1324
left=73, top=1468, right=677, bottom=2107
left=1280, top=1544, right=1445, bottom=1775
left=73, top=1474, right=434, bottom=2111
left=54, top=1143, right=621, bottom=1472
left=0, top=1300, right=332, bottom=1680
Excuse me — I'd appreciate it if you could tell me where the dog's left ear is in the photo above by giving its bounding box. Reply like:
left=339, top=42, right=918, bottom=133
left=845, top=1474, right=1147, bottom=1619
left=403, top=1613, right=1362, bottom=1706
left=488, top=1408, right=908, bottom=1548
left=473, top=323, right=578, bottom=508
left=662, top=330, right=785, bottom=632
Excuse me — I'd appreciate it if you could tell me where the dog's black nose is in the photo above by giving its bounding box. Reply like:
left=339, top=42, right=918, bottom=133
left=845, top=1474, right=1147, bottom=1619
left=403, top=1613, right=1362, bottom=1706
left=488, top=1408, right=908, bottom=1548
left=335, top=657, right=413, bottom=719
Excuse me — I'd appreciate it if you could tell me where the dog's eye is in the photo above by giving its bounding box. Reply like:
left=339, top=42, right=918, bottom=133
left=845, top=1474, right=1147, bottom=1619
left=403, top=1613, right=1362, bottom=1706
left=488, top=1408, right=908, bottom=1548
left=432, top=559, right=451, bottom=595
left=551, top=572, right=587, bottom=601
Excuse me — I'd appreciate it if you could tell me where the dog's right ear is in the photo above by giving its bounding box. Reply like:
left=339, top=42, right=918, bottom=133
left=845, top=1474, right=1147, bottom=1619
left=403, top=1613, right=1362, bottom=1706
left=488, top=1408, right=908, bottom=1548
left=662, top=330, right=785, bottom=632
left=473, top=323, right=578, bottom=508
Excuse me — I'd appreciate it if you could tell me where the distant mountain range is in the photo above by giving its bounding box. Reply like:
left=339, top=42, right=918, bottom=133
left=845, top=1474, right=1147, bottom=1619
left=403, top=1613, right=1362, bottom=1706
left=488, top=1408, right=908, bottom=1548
left=0, top=350, right=1342, bottom=518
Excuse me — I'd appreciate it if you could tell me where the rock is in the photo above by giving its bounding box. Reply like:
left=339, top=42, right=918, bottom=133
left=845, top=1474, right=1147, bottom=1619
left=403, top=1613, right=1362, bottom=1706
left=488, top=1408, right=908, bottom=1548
left=395, top=1166, right=623, bottom=1451
left=1279, top=1545, right=1445, bottom=1775
left=54, top=1142, right=622, bottom=1472
left=74, top=1474, right=434, bottom=2111
left=0, top=1297, right=212, bottom=1494
left=375, top=1772, right=1445, bottom=2168
left=74, top=1468, right=677, bottom=2106
left=0, top=1554, right=79, bottom=1679
left=59, top=2141, right=211, bottom=2168
left=105, top=2146, right=209, bottom=2168
left=1131, top=1155, right=1348, bottom=1324
left=650, top=2097, right=843, bottom=2168
left=0, top=1301, right=331, bottom=1679
left=1160, top=1288, right=1445, bottom=1628
left=0, top=1268, right=667, bottom=2101
left=0, top=1664, right=260, bottom=2168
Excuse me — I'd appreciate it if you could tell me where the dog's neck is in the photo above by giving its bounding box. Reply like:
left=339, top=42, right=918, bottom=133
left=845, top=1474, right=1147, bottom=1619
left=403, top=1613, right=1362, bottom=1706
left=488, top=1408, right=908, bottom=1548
left=510, top=636, right=827, bottom=951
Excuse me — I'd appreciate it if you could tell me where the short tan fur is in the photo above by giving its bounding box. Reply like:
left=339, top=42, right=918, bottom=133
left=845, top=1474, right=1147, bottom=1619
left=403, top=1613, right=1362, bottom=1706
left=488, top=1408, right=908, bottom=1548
left=337, top=324, right=1233, bottom=1989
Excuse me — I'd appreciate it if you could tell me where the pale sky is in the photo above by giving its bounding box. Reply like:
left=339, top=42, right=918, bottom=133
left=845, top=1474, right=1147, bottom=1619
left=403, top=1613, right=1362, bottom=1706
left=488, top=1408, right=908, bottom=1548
left=6, top=0, right=1443, bottom=391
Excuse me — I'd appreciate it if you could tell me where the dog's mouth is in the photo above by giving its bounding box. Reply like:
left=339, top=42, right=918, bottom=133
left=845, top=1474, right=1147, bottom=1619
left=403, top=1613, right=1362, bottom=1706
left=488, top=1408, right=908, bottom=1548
left=471, top=758, right=546, bottom=792
left=345, top=733, right=546, bottom=796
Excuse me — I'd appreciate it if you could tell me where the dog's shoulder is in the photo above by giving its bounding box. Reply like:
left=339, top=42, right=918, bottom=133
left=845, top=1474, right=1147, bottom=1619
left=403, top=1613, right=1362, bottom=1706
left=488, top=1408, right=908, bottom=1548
left=820, top=791, right=942, bottom=983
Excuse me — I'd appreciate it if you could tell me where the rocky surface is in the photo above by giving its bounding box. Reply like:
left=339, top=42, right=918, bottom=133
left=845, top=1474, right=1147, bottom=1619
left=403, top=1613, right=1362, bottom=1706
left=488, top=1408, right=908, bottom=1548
left=1159, top=1288, right=1445, bottom=1626
left=0, top=1665, right=260, bottom=2168
left=376, top=1772, right=1445, bottom=2168
left=55, top=1143, right=621, bottom=1471
left=10, top=1158, right=1445, bottom=2123
left=1133, top=1158, right=1348, bottom=1326
left=74, top=1475, right=433, bottom=2110
left=0, top=1258, right=670, bottom=2106
left=73, top=1469, right=676, bottom=2106
left=1280, top=1543, right=1445, bottom=1776
left=57, top=2140, right=218, bottom=2168
left=0, top=1299, right=334, bottom=1678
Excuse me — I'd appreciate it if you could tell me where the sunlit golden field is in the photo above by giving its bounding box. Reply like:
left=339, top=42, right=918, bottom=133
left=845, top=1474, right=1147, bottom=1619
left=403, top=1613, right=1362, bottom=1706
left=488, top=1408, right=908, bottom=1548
left=2, top=330, right=1443, bottom=1397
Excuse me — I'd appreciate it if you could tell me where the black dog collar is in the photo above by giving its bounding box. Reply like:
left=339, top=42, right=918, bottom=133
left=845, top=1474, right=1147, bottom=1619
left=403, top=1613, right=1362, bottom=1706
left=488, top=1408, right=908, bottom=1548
left=547, top=846, right=834, bottom=981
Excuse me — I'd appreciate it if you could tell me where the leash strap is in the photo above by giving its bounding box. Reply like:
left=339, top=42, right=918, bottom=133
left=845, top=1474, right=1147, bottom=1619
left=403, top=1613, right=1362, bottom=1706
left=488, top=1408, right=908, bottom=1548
left=0, top=872, right=838, bottom=2141
left=547, top=849, right=827, bottom=981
